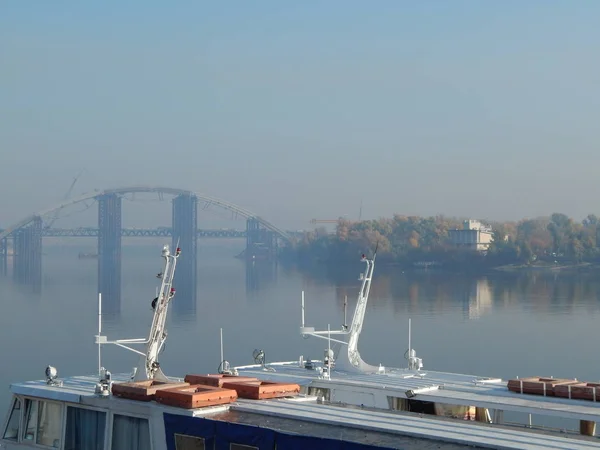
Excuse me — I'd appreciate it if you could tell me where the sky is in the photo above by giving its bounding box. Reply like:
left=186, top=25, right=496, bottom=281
left=2, top=1, right=600, bottom=230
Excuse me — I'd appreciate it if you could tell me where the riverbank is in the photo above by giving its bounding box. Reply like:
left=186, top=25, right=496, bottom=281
left=280, top=256, right=600, bottom=277
left=493, top=262, right=600, bottom=273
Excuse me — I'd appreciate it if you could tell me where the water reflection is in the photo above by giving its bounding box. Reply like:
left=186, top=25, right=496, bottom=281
left=171, top=288, right=197, bottom=320
left=5, top=246, right=600, bottom=413
left=99, top=295, right=121, bottom=316
left=314, top=266, right=600, bottom=320
left=464, top=279, right=492, bottom=320
left=245, top=260, right=277, bottom=296
left=325, top=269, right=494, bottom=325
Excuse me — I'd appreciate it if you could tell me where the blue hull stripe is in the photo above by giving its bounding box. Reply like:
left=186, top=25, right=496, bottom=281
left=164, top=412, right=396, bottom=450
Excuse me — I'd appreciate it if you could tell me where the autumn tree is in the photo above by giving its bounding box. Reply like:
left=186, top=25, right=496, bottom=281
left=285, top=212, right=600, bottom=267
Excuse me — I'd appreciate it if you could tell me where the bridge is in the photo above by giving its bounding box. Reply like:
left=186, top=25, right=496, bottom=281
left=0, top=227, right=304, bottom=239
left=23, top=227, right=248, bottom=238
left=0, top=186, right=293, bottom=309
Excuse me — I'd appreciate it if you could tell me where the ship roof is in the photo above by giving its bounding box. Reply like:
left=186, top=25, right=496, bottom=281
left=235, top=362, right=600, bottom=423
left=230, top=398, right=600, bottom=450
left=9, top=372, right=600, bottom=450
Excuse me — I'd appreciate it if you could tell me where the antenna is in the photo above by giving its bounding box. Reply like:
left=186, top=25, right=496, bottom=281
left=97, top=293, right=102, bottom=376
left=220, top=328, right=224, bottom=366
left=94, top=291, right=113, bottom=396
left=358, top=199, right=363, bottom=221
left=408, top=318, right=411, bottom=365
left=218, top=327, right=237, bottom=375
left=301, top=291, right=305, bottom=328
left=343, top=295, right=348, bottom=330
left=406, top=318, right=424, bottom=371
left=327, top=324, right=332, bottom=379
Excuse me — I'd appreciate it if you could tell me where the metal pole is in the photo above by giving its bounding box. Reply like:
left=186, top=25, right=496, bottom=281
left=220, top=328, right=224, bottom=365
left=301, top=291, right=305, bottom=327
left=408, top=318, right=411, bottom=369
left=344, top=295, right=347, bottom=328
left=98, top=293, right=102, bottom=376
left=328, top=323, right=331, bottom=379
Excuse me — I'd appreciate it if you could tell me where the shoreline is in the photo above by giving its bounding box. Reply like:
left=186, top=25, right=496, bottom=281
left=492, top=262, right=599, bottom=272
left=280, top=258, right=600, bottom=275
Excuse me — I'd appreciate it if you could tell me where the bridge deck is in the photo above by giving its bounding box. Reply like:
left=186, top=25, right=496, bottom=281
left=0, top=228, right=247, bottom=238
left=0, top=227, right=303, bottom=238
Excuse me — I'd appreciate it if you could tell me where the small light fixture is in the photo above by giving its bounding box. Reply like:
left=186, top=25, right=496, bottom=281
left=45, top=366, right=62, bottom=386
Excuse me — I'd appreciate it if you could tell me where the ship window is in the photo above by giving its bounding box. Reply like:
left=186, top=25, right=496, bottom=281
left=307, top=387, right=330, bottom=402
left=111, top=414, right=151, bottom=450
left=36, top=401, right=63, bottom=447
left=174, top=433, right=205, bottom=450
left=387, top=396, right=408, bottom=411
left=2, top=397, right=21, bottom=441
left=230, top=445, right=258, bottom=450
left=21, top=399, right=63, bottom=447
left=64, top=406, right=106, bottom=450
left=22, top=399, right=38, bottom=441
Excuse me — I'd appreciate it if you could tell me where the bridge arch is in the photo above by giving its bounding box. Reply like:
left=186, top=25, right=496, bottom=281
left=0, top=185, right=291, bottom=242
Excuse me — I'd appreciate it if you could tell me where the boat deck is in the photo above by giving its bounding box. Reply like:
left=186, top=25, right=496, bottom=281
left=235, top=362, right=600, bottom=422
left=230, top=398, right=600, bottom=450
left=9, top=373, right=600, bottom=450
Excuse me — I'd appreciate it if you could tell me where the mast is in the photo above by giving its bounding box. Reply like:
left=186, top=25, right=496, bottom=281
left=299, top=251, right=380, bottom=373
left=346, top=253, right=379, bottom=372
left=136, top=244, right=180, bottom=381
left=97, top=244, right=181, bottom=382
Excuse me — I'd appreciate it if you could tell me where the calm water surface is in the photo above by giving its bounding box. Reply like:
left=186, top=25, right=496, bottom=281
left=2, top=241, right=600, bottom=422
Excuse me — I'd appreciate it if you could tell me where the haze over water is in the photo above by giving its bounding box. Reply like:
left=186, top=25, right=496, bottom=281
left=2, top=241, right=600, bottom=429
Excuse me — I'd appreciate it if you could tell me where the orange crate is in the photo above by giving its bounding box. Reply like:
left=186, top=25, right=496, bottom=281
left=507, top=377, right=578, bottom=396
left=155, top=384, right=238, bottom=409
left=222, top=380, right=300, bottom=399
left=112, top=380, right=189, bottom=402
left=184, top=373, right=258, bottom=388
left=554, top=382, right=600, bottom=401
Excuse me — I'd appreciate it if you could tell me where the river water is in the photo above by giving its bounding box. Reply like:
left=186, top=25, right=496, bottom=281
left=1, top=240, right=600, bottom=429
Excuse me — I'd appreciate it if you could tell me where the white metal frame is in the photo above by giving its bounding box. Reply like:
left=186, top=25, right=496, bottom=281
left=300, top=253, right=382, bottom=373
left=96, top=244, right=181, bottom=382
left=298, top=252, right=425, bottom=374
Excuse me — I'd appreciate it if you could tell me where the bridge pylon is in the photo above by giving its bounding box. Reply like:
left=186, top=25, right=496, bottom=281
left=12, top=217, right=42, bottom=292
left=172, top=193, right=197, bottom=314
left=245, top=218, right=277, bottom=261
left=0, top=237, right=7, bottom=276
left=98, top=193, right=122, bottom=311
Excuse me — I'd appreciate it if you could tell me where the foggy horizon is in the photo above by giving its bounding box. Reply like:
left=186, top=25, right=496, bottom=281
left=2, top=1, right=600, bottom=230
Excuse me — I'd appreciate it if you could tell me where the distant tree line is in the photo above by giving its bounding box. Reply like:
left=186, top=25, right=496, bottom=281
left=280, top=213, right=600, bottom=269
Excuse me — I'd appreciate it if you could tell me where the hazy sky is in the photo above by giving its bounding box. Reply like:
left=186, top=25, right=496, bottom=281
left=2, top=1, right=600, bottom=230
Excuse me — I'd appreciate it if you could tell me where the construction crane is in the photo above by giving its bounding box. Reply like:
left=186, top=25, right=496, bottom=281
left=310, top=219, right=341, bottom=225
left=45, top=170, right=84, bottom=228
left=311, top=202, right=363, bottom=225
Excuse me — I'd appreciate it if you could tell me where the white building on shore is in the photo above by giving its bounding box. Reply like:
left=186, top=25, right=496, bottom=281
left=448, top=219, right=494, bottom=252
